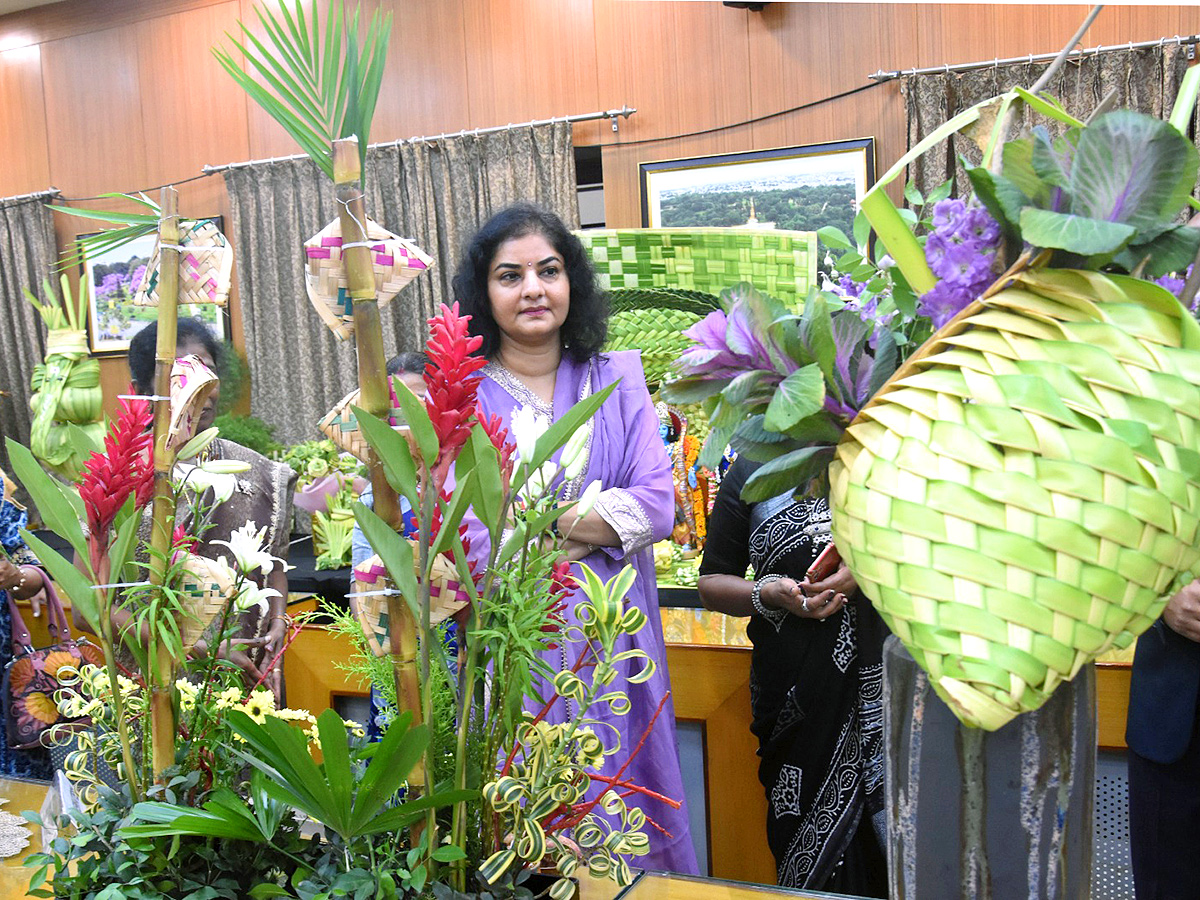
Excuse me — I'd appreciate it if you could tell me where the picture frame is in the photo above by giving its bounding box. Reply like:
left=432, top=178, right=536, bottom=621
left=639, top=139, right=876, bottom=241
left=83, top=216, right=231, bottom=355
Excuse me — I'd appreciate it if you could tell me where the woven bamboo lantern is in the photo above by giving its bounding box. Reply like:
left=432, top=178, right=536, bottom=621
left=176, top=554, right=239, bottom=651
left=132, top=218, right=234, bottom=307
left=352, top=550, right=471, bottom=658
left=829, top=268, right=1200, bottom=730
left=303, top=217, right=433, bottom=340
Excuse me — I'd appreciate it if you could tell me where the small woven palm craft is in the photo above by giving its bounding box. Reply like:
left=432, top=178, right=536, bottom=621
left=578, top=228, right=818, bottom=385
left=131, top=218, right=234, bottom=307
left=830, top=268, right=1200, bottom=730
left=352, top=548, right=470, bottom=658
left=317, top=379, right=412, bottom=463
left=176, top=553, right=238, bottom=650
left=303, top=217, right=434, bottom=340
left=167, top=356, right=218, bottom=452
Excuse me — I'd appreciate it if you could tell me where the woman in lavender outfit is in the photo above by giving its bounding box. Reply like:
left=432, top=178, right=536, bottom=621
left=455, top=203, right=697, bottom=874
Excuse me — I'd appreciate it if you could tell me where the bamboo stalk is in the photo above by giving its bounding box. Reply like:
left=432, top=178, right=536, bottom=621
left=147, top=186, right=182, bottom=779
left=332, top=138, right=425, bottom=786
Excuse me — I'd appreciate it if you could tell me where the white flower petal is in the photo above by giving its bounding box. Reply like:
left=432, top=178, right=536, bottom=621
left=576, top=479, right=602, bottom=518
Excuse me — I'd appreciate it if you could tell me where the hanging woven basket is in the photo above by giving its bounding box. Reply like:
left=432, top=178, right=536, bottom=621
left=167, top=356, right=218, bottom=452
left=177, top=553, right=238, bottom=651
left=829, top=268, right=1200, bottom=731
left=316, top=387, right=412, bottom=463
left=132, top=219, right=234, bottom=307
left=352, top=550, right=470, bottom=658
left=303, top=217, right=433, bottom=341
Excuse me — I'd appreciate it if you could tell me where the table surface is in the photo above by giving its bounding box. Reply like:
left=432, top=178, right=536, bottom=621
left=588, top=871, right=862, bottom=900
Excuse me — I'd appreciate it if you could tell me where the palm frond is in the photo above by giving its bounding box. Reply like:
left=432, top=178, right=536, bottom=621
left=213, top=0, right=392, bottom=186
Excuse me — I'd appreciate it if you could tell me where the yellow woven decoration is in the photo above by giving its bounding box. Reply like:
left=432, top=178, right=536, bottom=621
left=132, top=219, right=233, bottom=307
left=352, top=550, right=470, bottom=658
left=177, top=553, right=238, bottom=650
left=830, top=268, right=1200, bottom=730
left=317, top=387, right=413, bottom=463
left=167, top=356, right=218, bottom=452
left=303, top=217, right=433, bottom=340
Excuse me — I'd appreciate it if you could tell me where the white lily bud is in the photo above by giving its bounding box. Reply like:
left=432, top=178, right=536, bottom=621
left=176, top=426, right=219, bottom=461
left=200, top=459, right=252, bottom=475
left=576, top=480, right=602, bottom=518
left=561, top=425, right=589, bottom=480
left=511, top=404, right=550, bottom=464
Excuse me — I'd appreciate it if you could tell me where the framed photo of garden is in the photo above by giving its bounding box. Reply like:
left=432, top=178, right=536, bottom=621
left=82, top=217, right=230, bottom=355
left=638, top=139, right=876, bottom=240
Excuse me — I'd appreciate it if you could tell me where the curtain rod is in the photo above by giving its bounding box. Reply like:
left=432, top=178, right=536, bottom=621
left=0, top=187, right=60, bottom=206
left=202, top=106, right=636, bottom=176
left=870, top=34, right=1198, bottom=82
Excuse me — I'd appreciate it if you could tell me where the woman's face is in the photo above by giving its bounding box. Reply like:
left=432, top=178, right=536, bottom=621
left=486, top=232, right=570, bottom=353
left=178, top=340, right=220, bottom=432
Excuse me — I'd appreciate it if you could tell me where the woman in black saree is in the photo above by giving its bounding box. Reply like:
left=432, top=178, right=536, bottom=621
left=698, top=455, right=889, bottom=896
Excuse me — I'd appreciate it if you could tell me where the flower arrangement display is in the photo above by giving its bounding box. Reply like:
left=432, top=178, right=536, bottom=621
left=668, top=69, right=1200, bottom=730
left=283, top=439, right=365, bottom=569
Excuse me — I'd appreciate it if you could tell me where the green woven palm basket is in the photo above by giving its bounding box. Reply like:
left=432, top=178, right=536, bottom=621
left=578, top=228, right=818, bottom=385
left=830, top=267, right=1200, bottom=730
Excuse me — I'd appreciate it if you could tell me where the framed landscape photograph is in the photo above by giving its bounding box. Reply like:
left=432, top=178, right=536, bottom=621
left=639, top=139, right=876, bottom=243
left=83, top=217, right=230, bottom=355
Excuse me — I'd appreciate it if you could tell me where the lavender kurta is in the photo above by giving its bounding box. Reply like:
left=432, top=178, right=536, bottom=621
left=472, top=350, right=698, bottom=875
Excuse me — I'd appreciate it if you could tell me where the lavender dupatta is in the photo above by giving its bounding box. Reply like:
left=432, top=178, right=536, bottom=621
left=470, top=350, right=698, bottom=875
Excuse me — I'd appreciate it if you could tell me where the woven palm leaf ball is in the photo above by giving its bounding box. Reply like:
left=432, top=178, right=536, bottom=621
left=829, top=268, right=1200, bottom=730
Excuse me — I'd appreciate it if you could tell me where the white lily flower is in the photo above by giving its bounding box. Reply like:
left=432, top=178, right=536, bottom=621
left=200, top=459, right=252, bottom=475
left=234, top=583, right=281, bottom=615
left=177, top=463, right=237, bottom=505
left=510, top=404, right=550, bottom=463
left=576, top=480, right=602, bottom=518
left=561, top=425, right=589, bottom=480
left=211, top=521, right=285, bottom=576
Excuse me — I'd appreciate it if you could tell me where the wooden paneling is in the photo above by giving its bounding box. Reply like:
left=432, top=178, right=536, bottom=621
left=39, top=24, right=149, bottom=197
left=0, top=43, right=50, bottom=197
left=1097, top=663, right=1132, bottom=751
left=463, top=0, right=603, bottom=145
left=135, top=2, right=249, bottom=186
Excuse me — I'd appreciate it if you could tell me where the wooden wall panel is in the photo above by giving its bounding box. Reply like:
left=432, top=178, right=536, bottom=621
left=39, top=24, right=149, bottom=197
left=0, top=43, right=50, bottom=196
left=135, top=2, right=249, bottom=187
left=463, top=0, right=603, bottom=145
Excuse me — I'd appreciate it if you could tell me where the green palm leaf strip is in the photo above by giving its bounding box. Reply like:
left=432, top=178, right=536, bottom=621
left=213, top=1, right=392, bottom=184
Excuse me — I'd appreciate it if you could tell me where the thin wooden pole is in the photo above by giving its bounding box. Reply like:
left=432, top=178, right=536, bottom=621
left=148, top=186, right=181, bottom=778
left=332, top=138, right=424, bottom=786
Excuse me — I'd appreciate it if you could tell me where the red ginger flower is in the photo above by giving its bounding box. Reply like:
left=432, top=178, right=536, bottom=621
left=424, top=303, right=486, bottom=486
left=78, top=397, right=154, bottom=541
left=476, top=408, right=515, bottom=494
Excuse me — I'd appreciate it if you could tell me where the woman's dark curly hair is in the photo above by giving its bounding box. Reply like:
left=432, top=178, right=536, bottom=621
left=452, top=203, right=608, bottom=362
left=128, top=318, right=223, bottom=394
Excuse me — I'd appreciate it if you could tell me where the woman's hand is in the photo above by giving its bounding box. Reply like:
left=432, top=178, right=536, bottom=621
left=0, top=560, right=44, bottom=608
left=793, top=563, right=859, bottom=621
left=1164, top=579, right=1200, bottom=643
left=761, top=576, right=845, bottom=621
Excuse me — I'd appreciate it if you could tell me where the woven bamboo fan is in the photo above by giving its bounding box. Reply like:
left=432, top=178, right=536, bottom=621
left=352, top=550, right=470, bottom=658
left=132, top=219, right=234, bottom=307
left=829, top=268, right=1200, bottom=731
left=577, top=227, right=819, bottom=310
left=177, top=553, right=238, bottom=650
left=303, top=217, right=433, bottom=341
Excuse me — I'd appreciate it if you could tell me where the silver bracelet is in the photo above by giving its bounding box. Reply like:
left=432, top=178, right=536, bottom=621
left=751, top=574, right=787, bottom=624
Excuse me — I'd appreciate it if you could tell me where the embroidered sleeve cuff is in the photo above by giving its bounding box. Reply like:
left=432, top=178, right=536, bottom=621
left=593, top=488, right=654, bottom=558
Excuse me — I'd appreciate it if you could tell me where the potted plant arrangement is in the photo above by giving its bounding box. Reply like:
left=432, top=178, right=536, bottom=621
left=284, top=439, right=365, bottom=570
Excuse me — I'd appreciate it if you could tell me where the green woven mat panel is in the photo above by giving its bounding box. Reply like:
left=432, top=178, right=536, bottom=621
left=578, top=228, right=818, bottom=309
left=829, top=268, right=1200, bottom=731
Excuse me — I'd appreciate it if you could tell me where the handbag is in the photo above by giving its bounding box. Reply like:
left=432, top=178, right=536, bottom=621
left=2, top=571, right=103, bottom=749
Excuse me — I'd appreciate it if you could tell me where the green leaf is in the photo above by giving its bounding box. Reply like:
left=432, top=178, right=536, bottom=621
left=1019, top=207, right=1136, bottom=256
left=964, top=165, right=1026, bottom=239
left=19, top=529, right=98, bottom=629
left=741, top=447, right=835, bottom=503
left=351, top=502, right=418, bottom=614
left=1116, top=225, right=1200, bottom=278
left=926, top=178, right=953, bottom=205
left=815, top=226, right=853, bottom=251
left=903, top=181, right=924, bottom=207
left=352, top=405, right=420, bottom=510
left=660, top=375, right=731, bottom=406
left=860, top=188, right=936, bottom=295
left=852, top=208, right=872, bottom=250
left=764, top=365, right=825, bottom=433
left=5, top=438, right=86, bottom=559
left=429, top=469, right=476, bottom=563
left=527, top=382, right=618, bottom=474
left=799, top=293, right=836, bottom=386
left=1012, top=87, right=1085, bottom=128
left=390, top=381, right=439, bottom=467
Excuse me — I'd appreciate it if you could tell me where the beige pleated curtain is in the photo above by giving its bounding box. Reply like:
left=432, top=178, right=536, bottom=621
left=223, top=121, right=579, bottom=445
left=0, top=193, right=59, bottom=503
left=904, top=43, right=1197, bottom=199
